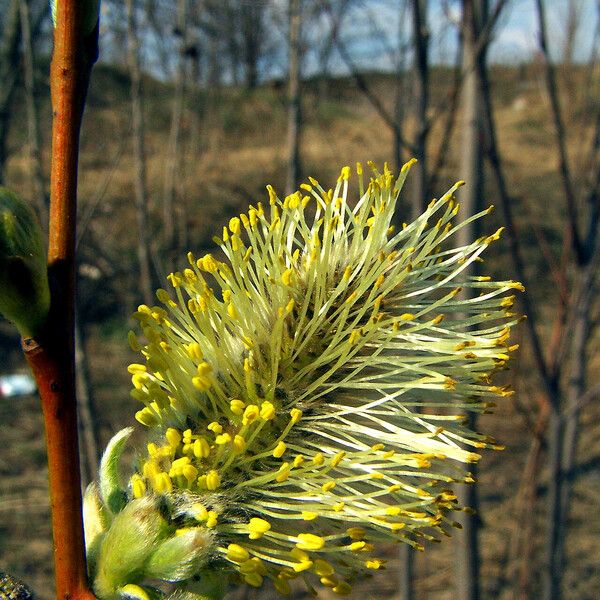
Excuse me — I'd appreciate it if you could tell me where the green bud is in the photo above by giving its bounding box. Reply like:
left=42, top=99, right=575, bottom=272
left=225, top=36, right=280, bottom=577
left=145, top=528, right=212, bottom=582
left=83, top=483, right=110, bottom=579
left=50, top=0, right=101, bottom=35
left=100, top=428, right=134, bottom=515
left=0, top=188, right=49, bottom=338
left=93, top=497, right=169, bottom=600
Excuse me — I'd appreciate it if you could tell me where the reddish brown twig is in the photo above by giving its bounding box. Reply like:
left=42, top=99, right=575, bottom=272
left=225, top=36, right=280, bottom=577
left=22, top=3, right=98, bottom=600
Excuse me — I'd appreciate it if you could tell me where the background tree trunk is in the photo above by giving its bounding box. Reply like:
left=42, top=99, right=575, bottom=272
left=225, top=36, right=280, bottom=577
left=410, top=0, right=429, bottom=218
left=286, top=0, right=302, bottom=195
left=125, top=0, right=154, bottom=306
left=0, top=0, right=22, bottom=184
left=19, top=0, right=48, bottom=230
left=453, top=2, right=488, bottom=599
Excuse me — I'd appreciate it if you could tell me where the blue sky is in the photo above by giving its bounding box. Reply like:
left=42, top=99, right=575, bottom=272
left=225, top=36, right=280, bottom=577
left=318, top=0, right=599, bottom=73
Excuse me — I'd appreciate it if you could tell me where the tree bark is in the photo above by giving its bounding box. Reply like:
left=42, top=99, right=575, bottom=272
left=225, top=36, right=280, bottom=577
left=19, top=0, right=48, bottom=231
left=75, top=317, right=99, bottom=484
left=410, top=0, right=429, bottom=218
left=452, top=4, right=487, bottom=599
left=0, top=0, right=21, bottom=184
left=163, top=0, right=188, bottom=272
left=286, top=0, right=302, bottom=195
left=125, top=0, right=154, bottom=306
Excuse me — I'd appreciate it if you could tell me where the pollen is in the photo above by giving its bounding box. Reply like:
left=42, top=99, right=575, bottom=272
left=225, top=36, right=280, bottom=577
left=248, top=518, right=271, bottom=539
left=296, top=533, right=325, bottom=551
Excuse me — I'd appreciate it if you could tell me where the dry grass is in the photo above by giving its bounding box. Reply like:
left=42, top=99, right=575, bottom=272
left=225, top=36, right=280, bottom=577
left=0, top=64, right=599, bottom=599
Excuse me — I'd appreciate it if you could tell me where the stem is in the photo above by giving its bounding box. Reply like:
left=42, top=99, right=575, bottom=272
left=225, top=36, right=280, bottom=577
left=22, top=3, right=98, bottom=600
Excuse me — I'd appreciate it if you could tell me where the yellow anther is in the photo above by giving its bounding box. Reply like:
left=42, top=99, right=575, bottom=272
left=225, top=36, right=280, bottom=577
left=340, top=165, right=351, bottom=180
left=165, top=428, right=182, bottom=448
left=320, top=577, right=338, bottom=588
left=243, top=405, right=260, bottom=425
left=273, top=441, right=287, bottom=458
left=386, top=506, right=401, bottom=516
left=346, top=527, right=365, bottom=540
left=227, top=303, right=238, bottom=319
left=230, top=399, right=245, bottom=415
left=431, top=314, right=445, bottom=325
left=260, top=401, right=276, bottom=420
left=365, top=559, right=385, bottom=570
left=345, top=291, right=357, bottom=304
left=293, top=455, right=305, bottom=468
left=206, top=470, right=221, bottom=491
left=127, top=331, right=141, bottom=352
left=206, top=511, right=218, bottom=528
left=350, top=541, right=366, bottom=551
left=312, top=453, right=324, bottom=466
left=290, top=548, right=313, bottom=572
left=135, top=408, right=159, bottom=427
left=314, top=559, right=335, bottom=577
left=399, top=313, right=415, bottom=321
left=191, top=503, right=208, bottom=521
left=301, top=511, right=318, bottom=521
left=296, top=533, right=325, bottom=551
left=243, top=572, right=263, bottom=588
left=281, top=268, right=294, bottom=286
left=227, top=543, right=250, bottom=563
left=248, top=518, right=271, bottom=540
left=147, top=443, right=159, bottom=456
left=267, top=184, right=277, bottom=205
left=348, top=330, right=362, bottom=345
left=207, top=422, right=223, bottom=434
left=233, top=435, right=246, bottom=454
left=193, top=437, right=211, bottom=459
left=192, top=376, right=211, bottom=391
left=333, top=582, right=352, bottom=596
left=273, top=576, right=291, bottom=595
left=229, top=217, right=241, bottom=235
left=371, top=443, right=384, bottom=451
left=215, top=433, right=232, bottom=445
left=182, top=464, right=198, bottom=483
left=186, top=342, right=203, bottom=360
left=374, top=273, right=385, bottom=288
left=290, top=408, right=302, bottom=423
left=333, top=502, right=345, bottom=512
left=131, top=474, right=146, bottom=499
left=131, top=373, right=148, bottom=390
left=285, top=298, right=295, bottom=313
left=322, top=481, right=336, bottom=493
left=153, top=472, right=173, bottom=493
left=127, top=363, right=147, bottom=374
left=370, top=472, right=384, bottom=479
left=276, top=463, right=291, bottom=482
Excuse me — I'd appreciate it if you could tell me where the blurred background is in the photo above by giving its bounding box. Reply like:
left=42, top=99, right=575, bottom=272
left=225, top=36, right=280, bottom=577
left=0, top=0, right=599, bottom=599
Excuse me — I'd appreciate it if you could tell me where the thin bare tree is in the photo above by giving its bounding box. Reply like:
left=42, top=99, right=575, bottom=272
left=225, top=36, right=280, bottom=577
left=19, top=0, right=48, bottom=230
left=163, top=0, right=188, bottom=271
left=453, top=2, right=489, bottom=599
left=410, top=0, right=429, bottom=217
left=286, top=0, right=302, bottom=194
left=125, top=0, right=154, bottom=306
left=0, top=0, right=21, bottom=184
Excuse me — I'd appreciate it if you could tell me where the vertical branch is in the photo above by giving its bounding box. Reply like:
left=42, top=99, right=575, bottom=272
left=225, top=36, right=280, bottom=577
left=163, top=0, right=188, bottom=271
left=125, top=0, right=154, bottom=305
left=534, top=0, right=582, bottom=261
left=453, top=2, right=487, bottom=599
left=0, top=0, right=21, bottom=184
left=286, top=0, right=302, bottom=195
left=19, top=0, right=48, bottom=231
left=410, top=0, right=429, bottom=218
left=22, top=2, right=98, bottom=600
